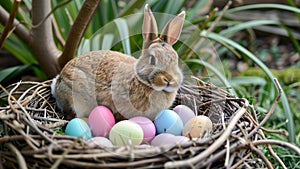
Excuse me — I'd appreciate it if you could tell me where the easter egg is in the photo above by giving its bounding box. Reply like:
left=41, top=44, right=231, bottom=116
left=174, top=136, right=190, bottom=143
left=183, top=115, right=213, bottom=139
left=129, top=116, right=156, bottom=143
left=80, top=117, right=88, bottom=123
left=154, top=110, right=183, bottom=136
left=88, top=106, right=115, bottom=137
left=151, top=133, right=176, bottom=146
left=109, top=120, right=144, bottom=146
left=151, top=133, right=189, bottom=146
left=173, top=105, right=196, bottom=124
left=87, top=137, right=113, bottom=147
left=65, top=118, right=92, bottom=140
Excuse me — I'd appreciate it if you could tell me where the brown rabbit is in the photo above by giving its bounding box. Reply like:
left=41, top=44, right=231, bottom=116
left=51, top=4, right=185, bottom=120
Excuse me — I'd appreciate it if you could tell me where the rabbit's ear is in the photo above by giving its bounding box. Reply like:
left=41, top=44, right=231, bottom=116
left=160, top=11, right=185, bottom=45
left=142, top=4, right=158, bottom=49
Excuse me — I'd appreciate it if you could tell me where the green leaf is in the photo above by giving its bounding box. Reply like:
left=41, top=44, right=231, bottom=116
left=23, top=0, right=32, bottom=10
left=153, top=0, right=185, bottom=30
left=220, top=20, right=279, bottom=35
left=1, top=31, right=36, bottom=64
left=230, top=76, right=267, bottom=86
left=219, top=20, right=300, bottom=54
left=0, top=64, right=32, bottom=83
left=101, top=34, right=114, bottom=50
left=114, top=18, right=131, bottom=55
left=227, top=3, right=300, bottom=14
left=186, top=0, right=209, bottom=21
left=91, top=33, right=101, bottom=51
left=118, top=0, right=145, bottom=17
left=77, top=38, right=90, bottom=55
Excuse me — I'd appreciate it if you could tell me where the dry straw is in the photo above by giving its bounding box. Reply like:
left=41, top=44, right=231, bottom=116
left=0, top=78, right=299, bottom=169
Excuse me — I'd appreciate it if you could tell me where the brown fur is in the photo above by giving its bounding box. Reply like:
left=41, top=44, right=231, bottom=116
left=52, top=5, right=185, bottom=120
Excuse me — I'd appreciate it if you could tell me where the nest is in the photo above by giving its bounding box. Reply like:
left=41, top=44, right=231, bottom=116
left=0, top=78, right=297, bottom=169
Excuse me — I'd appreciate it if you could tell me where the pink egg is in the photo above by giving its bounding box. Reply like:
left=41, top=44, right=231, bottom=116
left=129, top=116, right=156, bottom=143
left=88, top=106, right=115, bottom=137
left=173, top=105, right=196, bottom=124
left=87, top=137, right=113, bottom=147
left=183, top=115, right=213, bottom=139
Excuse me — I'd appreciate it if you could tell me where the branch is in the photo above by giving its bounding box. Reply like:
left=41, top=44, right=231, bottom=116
left=0, top=0, right=21, bottom=48
left=253, top=139, right=300, bottom=156
left=58, top=0, right=101, bottom=68
left=31, top=0, right=62, bottom=78
left=0, top=4, right=30, bottom=45
left=6, top=143, right=28, bottom=169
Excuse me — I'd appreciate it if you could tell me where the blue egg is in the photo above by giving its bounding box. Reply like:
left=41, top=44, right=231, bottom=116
left=154, top=110, right=183, bottom=136
left=65, top=118, right=92, bottom=140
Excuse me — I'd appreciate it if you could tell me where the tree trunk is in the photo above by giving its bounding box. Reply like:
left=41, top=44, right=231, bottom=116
left=30, top=0, right=61, bottom=78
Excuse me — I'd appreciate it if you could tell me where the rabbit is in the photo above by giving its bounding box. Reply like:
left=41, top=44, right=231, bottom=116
left=51, top=4, right=185, bottom=120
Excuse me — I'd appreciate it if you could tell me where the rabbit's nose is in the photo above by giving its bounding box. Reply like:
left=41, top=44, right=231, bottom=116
left=163, top=78, right=173, bottom=87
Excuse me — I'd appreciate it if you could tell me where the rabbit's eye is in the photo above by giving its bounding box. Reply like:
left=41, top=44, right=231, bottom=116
left=149, top=55, right=156, bottom=65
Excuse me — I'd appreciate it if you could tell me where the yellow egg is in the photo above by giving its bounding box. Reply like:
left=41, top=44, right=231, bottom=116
left=183, top=115, right=213, bottom=139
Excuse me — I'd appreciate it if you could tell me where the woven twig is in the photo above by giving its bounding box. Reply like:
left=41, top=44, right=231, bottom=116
left=0, top=79, right=299, bottom=169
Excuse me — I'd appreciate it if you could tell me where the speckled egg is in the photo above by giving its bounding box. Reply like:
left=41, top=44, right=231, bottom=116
left=173, top=105, right=196, bottom=124
left=109, top=120, right=144, bottom=146
left=183, top=115, right=213, bottom=139
left=154, top=110, right=183, bottom=136
left=129, top=116, right=156, bottom=143
left=88, top=106, right=115, bottom=137
left=65, top=118, right=92, bottom=140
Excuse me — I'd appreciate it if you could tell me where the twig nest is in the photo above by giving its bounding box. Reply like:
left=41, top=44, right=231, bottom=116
left=183, top=115, right=213, bottom=139
left=1, top=80, right=289, bottom=168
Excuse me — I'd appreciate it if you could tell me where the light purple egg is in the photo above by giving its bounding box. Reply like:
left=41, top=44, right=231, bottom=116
left=174, top=136, right=190, bottom=143
left=173, top=105, right=196, bottom=125
left=87, top=137, right=113, bottom=147
left=151, top=133, right=190, bottom=146
left=151, top=133, right=176, bottom=146
left=129, top=116, right=156, bottom=143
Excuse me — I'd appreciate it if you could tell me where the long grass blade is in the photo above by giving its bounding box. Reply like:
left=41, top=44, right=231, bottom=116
left=114, top=18, right=131, bottom=55
left=0, top=64, right=32, bottom=83
left=101, top=34, right=114, bottom=50
left=220, top=20, right=279, bottom=35
left=227, top=4, right=300, bottom=14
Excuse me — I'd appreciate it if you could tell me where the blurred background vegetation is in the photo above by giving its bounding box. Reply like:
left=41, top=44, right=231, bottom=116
left=0, top=0, right=300, bottom=168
